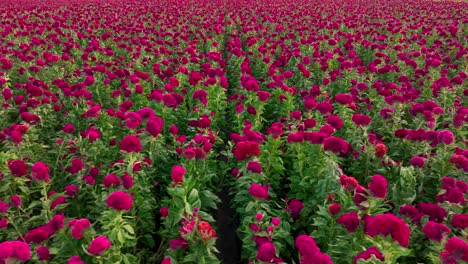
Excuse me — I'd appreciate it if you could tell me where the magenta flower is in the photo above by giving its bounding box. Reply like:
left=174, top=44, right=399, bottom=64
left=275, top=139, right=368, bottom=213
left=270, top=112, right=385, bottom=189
left=337, top=211, right=360, bottom=232
left=354, top=247, right=384, bottom=264
left=119, top=135, right=142, bottom=153
left=368, top=174, right=387, bottom=199
left=171, top=165, right=186, bottom=184
left=106, top=191, right=133, bottom=211
left=7, top=160, right=28, bottom=177
left=31, top=162, right=50, bottom=182
left=422, top=221, right=450, bottom=242
left=88, top=236, right=111, bottom=256
left=249, top=184, right=269, bottom=200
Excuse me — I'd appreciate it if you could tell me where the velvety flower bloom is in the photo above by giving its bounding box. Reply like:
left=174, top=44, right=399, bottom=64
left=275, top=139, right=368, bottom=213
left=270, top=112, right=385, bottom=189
left=171, top=165, right=186, bottom=184
left=10, top=195, right=21, bottom=207
left=354, top=185, right=369, bottom=208
left=249, top=184, right=269, bottom=200
left=334, top=93, right=353, bottom=105
left=328, top=203, right=341, bottom=216
left=256, top=242, right=278, bottom=263
left=399, top=205, right=422, bottom=225
left=451, top=214, right=468, bottom=229
left=68, top=158, right=84, bottom=174
left=410, top=156, right=425, bottom=167
left=438, top=130, right=454, bottom=145
left=88, top=236, right=111, bottom=256
left=146, top=117, right=164, bottom=137
left=36, top=246, right=50, bottom=260
left=64, top=185, right=79, bottom=198
left=160, top=207, right=169, bottom=217
left=63, top=124, right=75, bottom=134
left=306, top=252, right=333, bottom=264
left=124, top=112, right=142, bottom=129
left=287, top=132, right=304, bottom=143
left=326, top=115, right=343, bottom=129
left=8, top=160, right=28, bottom=177
left=352, top=114, right=371, bottom=126
left=247, top=161, right=262, bottom=173
left=364, top=213, right=411, bottom=247
left=295, top=234, right=319, bottom=258
left=374, top=143, right=387, bottom=158
left=198, top=221, right=216, bottom=241
left=161, top=257, right=171, bottom=264
left=233, top=141, right=261, bottom=161
left=0, top=241, right=31, bottom=262
left=31, top=162, right=50, bottom=182
left=106, top=191, right=133, bottom=211
left=69, top=218, right=91, bottom=239
left=368, top=174, right=387, bottom=198
left=337, top=211, right=360, bottom=232
left=103, top=174, right=120, bottom=188
left=119, top=135, right=142, bottom=153
left=323, top=136, right=348, bottom=154
left=0, top=218, right=7, bottom=229
left=0, top=201, right=10, bottom=214
left=354, top=247, right=384, bottom=264
left=50, top=196, right=66, bottom=210
left=340, top=174, right=359, bottom=191
left=417, top=203, right=448, bottom=223
left=25, top=227, right=50, bottom=244
left=287, top=199, right=304, bottom=219
left=67, top=256, right=85, bottom=264
left=440, top=237, right=468, bottom=263
left=121, top=173, right=134, bottom=189
left=423, top=221, right=450, bottom=242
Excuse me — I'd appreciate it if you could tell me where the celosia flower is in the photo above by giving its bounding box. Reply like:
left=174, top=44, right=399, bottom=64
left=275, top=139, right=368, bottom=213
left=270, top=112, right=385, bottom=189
left=410, top=156, right=425, bottom=167
left=198, top=221, right=216, bottom=241
left=36, top=246, right=50, bottom=260
left=247, top=161, right=262, bottom=173
left=399, top=205, right=422, bottom=225
left=417, top=203, right=448, bottom=223
left=88, top=236, right=111, bottom=256
left=374, top=143, right=387, bottom=158
left=249, top=184, right=269, bottom=200
left=119, top=135, right=142, bottom=153
left=160, top=207, right=169, bottom=217
left=103, top=174, right=120, bottom=188
left=440, top=237, right=468, bottom=263
left=423, top=221, right=450, bottom=242
left=338, top=212, right=360, bottom=232
left=354, top=247, right=384, bottom=264
left=364, top=213, right=411, bottom=247
left=0, top=241, right=31, bottom=262
left=323, top=136, right=348, bottom=154
left=328, top=203, right=341, bottom=216
left=451, top=214, right=468, bottom=229
left=68, top=218, right=91, bottom=239
left=368, top=174, right=387, bottom=198
left=8, top=160, right=28, bottom=177
left=171, top=165, right=186, bottom=184
left=31, top=162, right=50, bottom=182
left=106, top=191, right=133, bottom=211
left=233, top=141, right=261, bottom=161
left=10, top=195, right=21, bottom=207
left=256, top=242, right=278, bottom=263
left=352, top=114, right=371, bottom=126
left=287, top=199, right=304, bottom=219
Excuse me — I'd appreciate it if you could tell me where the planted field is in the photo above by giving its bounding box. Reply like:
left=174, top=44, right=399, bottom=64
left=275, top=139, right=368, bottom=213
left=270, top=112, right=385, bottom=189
left=0, top=0, right=467, bottom=263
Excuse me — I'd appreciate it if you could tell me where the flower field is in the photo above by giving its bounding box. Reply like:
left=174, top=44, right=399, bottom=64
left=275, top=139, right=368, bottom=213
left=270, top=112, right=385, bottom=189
left=0, top=0, right=467, bottom=263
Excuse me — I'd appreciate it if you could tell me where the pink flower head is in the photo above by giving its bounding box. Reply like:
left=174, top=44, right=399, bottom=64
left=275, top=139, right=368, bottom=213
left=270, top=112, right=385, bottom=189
left=352, top=114, right=371, bottom=126
left=31, top=162, right=50, bottom=182
left=247, top=161, right=262, bottom=173
left=354, top=247, right=384, bottom=264
left=256, top=242, right=278, bottom=263
left=69, top=218, right=91, bottom=239
left=440, top=237, right=468, bottom=263
left=171, top=165, right=186, bottom=184
left=36, top=246, right=50, bottom=260
left=337, top=211, right=360, bottom=232
left=119, top=135, right=142, bottom=153
left=364, top=213, right=410, bottom=247
left=451, top=214, right=468, bottom=229
left=368, top=174, right=387, bottom=199
left=295, top=235, right=319, bottom=258
left=287, top=199, right=304, bottom=219
left=328, top=203, right=341, bottom=216
left=232, top=141, right=261, bottom=161
left=423, top=221, right=450, bottom=242
left=88, top=236, right=111, bottom=256
left=106, top=191, right=133, bottom=211
left=0, top=241, right=31, bottom=262
left=417, top=203, right=448, bottom=223
left=8, top=160, right=28, bottom=177
left=323, top=136, right=348, bottom=154
left=249, top=184, right=269, bottom=200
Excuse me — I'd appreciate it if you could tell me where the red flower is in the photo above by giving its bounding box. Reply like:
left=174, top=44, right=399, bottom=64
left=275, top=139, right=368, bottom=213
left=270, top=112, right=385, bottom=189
left=352, top=114, right=371, bottom=126
left=88, top=236, right=111, bottom=256
left=106, top=191, right=133, bottom=211
left=368, top=174, right=387, bottom=199
left=451, top=214, right=468, bottom=229
left=69, top=219, right=91, bottom=239
left=323, top=136, right=348, bottom=154
left=171, top=165, right=186, bottom=184
left=440, top=237, right=468, bottom=263
left=249, top=184, right=269, bottom=200
left=10, top=195, right=21, bottom=207
left=374, top=143, right=387, bottom=158
left=337, top=211, right=360, bottom=232
left=8, top=160, right=28, bottom=177
left=36, top=246, right=50, bottom=260
left=423, top=221, right=450, bottom=242
left=232, top=141, right=261, bottom=161
left=160, top=207, right=169, bottom=217
left=328, top=203, right=341, bottom=216
left=119, top=135, right=142, bottom=153
left=417, top=203, right=448, bottom=223
left=399, top=205, right=422, bottom=225
left=103, top=174, right=120, bottom=188
left=287, top=199, right=304, bottom=219
left=0, top=241, right=31, bottom=261
left=31, top=162, right=50, bottom=182
left=364, top=213, right=411, bottom=247
left=146, top=117, right=163, bottom=137
left=410, top=156, right=425, bottom=167
left=340, top=174, right=359, bottom=191
left=295, top=235, right=319, bottom=258
left=197, top=221, right=216, bottom=241
left=256, top=242, right=277, bottom=263
left=354, top=247, right=384, bottom=264
left=247, top=161, right=262, bottom=173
